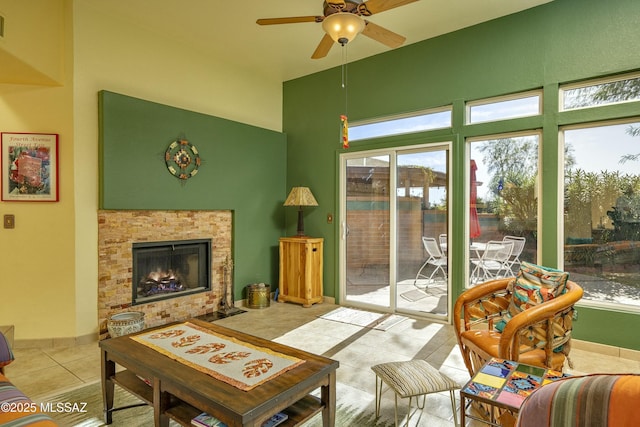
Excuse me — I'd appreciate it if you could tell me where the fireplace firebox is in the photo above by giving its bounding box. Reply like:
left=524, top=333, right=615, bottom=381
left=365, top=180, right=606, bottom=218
left=132, top=239, right=211, bottom=305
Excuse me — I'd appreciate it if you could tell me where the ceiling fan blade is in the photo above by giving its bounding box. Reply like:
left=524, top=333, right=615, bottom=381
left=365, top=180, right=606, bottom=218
left=359, top=0, right=418, bottom=16
left=256, top=16, right=323, bottom=25
left=362, top=21, right=406, bottom=48
left=311, top=34, right=335, bottom=59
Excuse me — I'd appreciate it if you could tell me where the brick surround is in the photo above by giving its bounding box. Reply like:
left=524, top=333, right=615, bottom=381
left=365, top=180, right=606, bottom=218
left=98, top=210, right=232, bottom=337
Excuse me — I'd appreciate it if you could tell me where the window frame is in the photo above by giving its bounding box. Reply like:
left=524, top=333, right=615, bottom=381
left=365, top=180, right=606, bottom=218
left=348, top=106, right=452, bottom=142
left=465, top=130, right=543, bottom=286
left=465, top=90, right=543, bottom=125
left=558, top=117, right=640, bottom=313
left=559, top=71, right=640, bottom=112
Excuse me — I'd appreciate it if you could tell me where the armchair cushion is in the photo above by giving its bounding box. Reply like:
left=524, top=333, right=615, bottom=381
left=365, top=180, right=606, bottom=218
left=495, top=262, right=569, bottom=333
left=0, top=332, right=14, bottom=368
left=460, top=329, right=567, bottom=370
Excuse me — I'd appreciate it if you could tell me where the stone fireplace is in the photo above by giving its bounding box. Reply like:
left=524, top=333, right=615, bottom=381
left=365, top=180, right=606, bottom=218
left=98, top=210, right=232, bottom=337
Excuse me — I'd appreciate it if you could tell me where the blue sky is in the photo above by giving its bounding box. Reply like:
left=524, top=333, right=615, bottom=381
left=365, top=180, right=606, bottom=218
left=565, top=122, right=640, bottom=176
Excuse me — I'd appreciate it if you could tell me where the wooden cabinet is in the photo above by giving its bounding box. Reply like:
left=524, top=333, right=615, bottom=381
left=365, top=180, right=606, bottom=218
left=278, top=237, right=323, bottom=307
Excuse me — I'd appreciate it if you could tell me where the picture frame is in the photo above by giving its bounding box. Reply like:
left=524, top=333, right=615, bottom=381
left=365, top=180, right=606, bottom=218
left=1, top=132, right=59, bottom=202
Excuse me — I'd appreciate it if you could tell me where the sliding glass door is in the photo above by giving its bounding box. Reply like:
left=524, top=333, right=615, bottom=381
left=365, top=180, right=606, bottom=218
left=340, top=143, right=450, bottom=320
left=395, top=148, right=449, bottom=317
left=341, top=153, right=391, bottom=309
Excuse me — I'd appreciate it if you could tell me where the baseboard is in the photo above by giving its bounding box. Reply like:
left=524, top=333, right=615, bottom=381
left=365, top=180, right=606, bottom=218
left=237, top=294, right=336, bottom=307
left=13, top=333, right=97, bottom=349
left=572, top=339, right=640, bottom=362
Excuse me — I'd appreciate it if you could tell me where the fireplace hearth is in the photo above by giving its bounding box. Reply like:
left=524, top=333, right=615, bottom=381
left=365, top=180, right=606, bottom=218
left=132, top=238, right=211, bottom=305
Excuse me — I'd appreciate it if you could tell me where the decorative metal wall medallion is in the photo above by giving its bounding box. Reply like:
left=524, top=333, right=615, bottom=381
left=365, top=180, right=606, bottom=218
left=165, top=138, right=200, bottom=180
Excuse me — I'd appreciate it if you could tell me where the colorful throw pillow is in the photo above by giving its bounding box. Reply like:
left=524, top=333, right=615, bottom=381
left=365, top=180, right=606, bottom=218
left=0, top=332, right=14, bottom=368
left=495, top=262, right=569, bottom=333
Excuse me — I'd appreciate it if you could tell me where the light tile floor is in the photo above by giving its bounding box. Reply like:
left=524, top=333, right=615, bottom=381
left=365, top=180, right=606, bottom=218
left=5, top=302, right=640, bottom=425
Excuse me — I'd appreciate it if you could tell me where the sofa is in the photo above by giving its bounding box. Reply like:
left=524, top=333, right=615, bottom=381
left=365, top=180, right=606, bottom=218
left=0, top=330, right=58, bottom=426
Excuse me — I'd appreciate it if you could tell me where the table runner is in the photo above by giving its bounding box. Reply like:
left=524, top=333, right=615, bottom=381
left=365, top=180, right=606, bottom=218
left=131, top=322, right=304, bottom=391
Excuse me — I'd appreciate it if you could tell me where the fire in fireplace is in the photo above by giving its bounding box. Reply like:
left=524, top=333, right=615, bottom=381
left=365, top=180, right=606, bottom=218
left=132, top=238, right=211, bottom=304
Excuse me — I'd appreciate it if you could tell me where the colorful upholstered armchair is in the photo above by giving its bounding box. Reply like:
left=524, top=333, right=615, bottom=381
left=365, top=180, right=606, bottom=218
left=454, top=262, right=583, bottom=378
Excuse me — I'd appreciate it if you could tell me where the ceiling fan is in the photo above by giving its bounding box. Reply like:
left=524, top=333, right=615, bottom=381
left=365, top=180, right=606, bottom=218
left=256, top=0, right=418, bottom=59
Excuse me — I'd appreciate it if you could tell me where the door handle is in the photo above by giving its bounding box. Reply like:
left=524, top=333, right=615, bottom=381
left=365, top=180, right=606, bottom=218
left=341, top=222, right=350, bottom=240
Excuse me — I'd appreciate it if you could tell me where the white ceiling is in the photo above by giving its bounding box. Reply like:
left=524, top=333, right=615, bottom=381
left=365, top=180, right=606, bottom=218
left=85, top=0, right=554, bottom=82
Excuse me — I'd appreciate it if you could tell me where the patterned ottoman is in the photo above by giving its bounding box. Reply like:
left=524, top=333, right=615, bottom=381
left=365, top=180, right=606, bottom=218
left=372, top=359, right=460, bottom=427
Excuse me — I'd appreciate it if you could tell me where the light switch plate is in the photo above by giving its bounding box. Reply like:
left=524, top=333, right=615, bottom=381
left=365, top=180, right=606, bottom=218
left=4, top=214, right=15, bottom=229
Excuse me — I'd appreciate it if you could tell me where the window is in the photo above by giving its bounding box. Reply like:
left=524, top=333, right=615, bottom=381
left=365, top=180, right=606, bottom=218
left=560, top=72, right=640, bottom=111
left=562, top=120, right=640, bottom=309
left=466, top=91, right=542, bottom=124
left=349, top=107, right=451, bottom=141
left=467, top=133, right=539, bottom=284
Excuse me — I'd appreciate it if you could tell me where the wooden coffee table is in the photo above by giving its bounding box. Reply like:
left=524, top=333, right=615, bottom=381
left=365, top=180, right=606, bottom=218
left=100, top=318, right=339, bottom=426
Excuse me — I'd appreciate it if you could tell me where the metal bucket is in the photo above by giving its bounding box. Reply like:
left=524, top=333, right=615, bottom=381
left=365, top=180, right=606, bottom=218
left=246, top=283, right=270, bottom=309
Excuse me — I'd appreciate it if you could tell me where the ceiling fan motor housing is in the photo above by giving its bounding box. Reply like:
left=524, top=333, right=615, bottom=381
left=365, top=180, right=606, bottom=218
left=324, top=0, right=371, bottom=17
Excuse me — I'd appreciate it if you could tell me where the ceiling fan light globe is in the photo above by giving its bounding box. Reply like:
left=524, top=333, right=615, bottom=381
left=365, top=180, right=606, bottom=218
left=322, top=12, right=365, bottom=44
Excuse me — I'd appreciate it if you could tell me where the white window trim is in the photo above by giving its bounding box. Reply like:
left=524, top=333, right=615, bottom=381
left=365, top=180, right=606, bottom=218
left=465, top=90, right=543, bottom=125
left=348, top=106, right=453, bottom=141
left=558, top=117, right=640, bottom=314
left=351, top=106, right=452, bottom=127
left=465, top=130, right=543, bottom=286
left=559, top=71, right=640, bottom=112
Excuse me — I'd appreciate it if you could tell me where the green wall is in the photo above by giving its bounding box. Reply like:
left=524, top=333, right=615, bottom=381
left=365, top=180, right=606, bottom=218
left=99, top=91, right=287, bottom=299
left=283, top=0, right=640, bottom=349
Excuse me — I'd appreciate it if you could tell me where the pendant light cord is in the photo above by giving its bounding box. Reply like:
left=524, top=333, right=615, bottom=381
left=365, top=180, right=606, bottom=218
left=339, top=43, right=350, bottom=149
left=341, top=43, right=348, bottom=115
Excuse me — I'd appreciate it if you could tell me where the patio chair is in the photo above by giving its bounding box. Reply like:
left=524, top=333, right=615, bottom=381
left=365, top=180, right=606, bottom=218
left=503, top=235, right=526, bottom=276
left=454, top=275, right=583, bottom=378
left=413, top=237, right=447, bottom=287
left=438, top=233, right=448, bottom=256
left=470, top=240, right=514, bottom=283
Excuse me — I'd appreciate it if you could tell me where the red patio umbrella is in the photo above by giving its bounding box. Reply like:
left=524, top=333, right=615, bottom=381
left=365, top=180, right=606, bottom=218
left=470, top=159, right=481, bottom=239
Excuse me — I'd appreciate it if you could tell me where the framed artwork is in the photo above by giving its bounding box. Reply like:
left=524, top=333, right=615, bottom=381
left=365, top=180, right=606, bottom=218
left=1, top=132, right=59, bottom=202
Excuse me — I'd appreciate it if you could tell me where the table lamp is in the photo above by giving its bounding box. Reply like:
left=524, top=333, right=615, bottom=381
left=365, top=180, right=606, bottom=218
left=284, top=187, right=318, bottom=236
